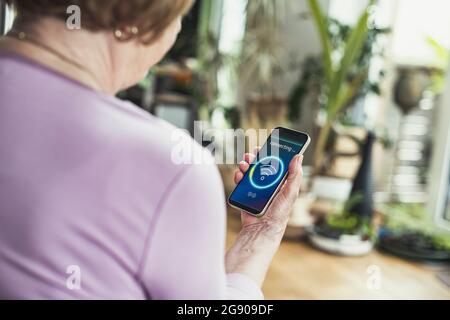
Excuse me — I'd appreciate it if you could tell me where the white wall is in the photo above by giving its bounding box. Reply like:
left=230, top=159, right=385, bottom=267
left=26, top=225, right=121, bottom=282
left=276, top=0, right=330, bottom=98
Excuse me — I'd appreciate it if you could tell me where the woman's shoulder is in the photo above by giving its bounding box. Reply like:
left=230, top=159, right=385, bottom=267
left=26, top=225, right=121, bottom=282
left=1, top=52, right=219, bottom=187
left=100, top=98, right=220, bottom=183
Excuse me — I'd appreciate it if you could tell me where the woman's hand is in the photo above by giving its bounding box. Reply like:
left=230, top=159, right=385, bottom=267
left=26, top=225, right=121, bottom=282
left=225, top=149, right=303, bottom=286
left=233, top=149, right=303, bottom=231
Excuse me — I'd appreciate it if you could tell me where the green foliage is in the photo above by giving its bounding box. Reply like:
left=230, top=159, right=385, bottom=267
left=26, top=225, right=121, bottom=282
left=327, top=4, right=371, bottom=118
left=427, top=36, right=449, bottom=71
left=308, top=0, right=333, bottom=84
left=426, top=36, right=449, bottom=93
left=289, top=1, right=389, bottom=121
left=381, top=203, right=450, bottom=251
left=325, top=214, right=375, bottom=239
left=324, top=193, right=376, bottom=239
left=326, top=214, right=359, bottom=230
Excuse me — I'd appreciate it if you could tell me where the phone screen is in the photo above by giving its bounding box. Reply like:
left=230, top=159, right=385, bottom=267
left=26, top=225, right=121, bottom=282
left=228, top=128, right=309, bottom=216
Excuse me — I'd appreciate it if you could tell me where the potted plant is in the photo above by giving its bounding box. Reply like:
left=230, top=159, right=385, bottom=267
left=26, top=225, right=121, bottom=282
left=284, top=0, right=390, bottom=245
left=308, top=131, right=378, bottom=255
left=289, top=0, right=389, bottom=179
left=378, top=203, right=450, bottom=261
left=309, top=194, right=376, bottom=255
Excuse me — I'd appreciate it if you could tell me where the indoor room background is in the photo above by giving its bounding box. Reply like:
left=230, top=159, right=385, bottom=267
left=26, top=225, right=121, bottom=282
left=1, top=0, right=450, bottom=299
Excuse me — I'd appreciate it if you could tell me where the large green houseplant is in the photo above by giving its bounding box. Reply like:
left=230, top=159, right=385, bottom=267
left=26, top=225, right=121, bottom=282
left=289, top=0, right=390, bottom=253
left=298, top=0, right=376, bottom=178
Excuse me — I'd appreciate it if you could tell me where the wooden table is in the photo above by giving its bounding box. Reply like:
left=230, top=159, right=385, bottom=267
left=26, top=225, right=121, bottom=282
left=226, top=212, right=450, bottom=300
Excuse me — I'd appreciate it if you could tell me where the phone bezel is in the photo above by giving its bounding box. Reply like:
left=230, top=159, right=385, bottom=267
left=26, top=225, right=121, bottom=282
left=227, top=127, right=311, bottom=217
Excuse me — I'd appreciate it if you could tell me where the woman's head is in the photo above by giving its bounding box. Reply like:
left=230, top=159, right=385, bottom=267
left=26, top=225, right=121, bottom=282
left=6, top=0, right=193, bottom=44
left=5, top=0, right=194, bottom=91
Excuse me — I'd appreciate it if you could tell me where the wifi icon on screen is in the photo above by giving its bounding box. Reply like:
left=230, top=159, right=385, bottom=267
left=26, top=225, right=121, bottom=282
left=259, top=163, right=278, bottom=180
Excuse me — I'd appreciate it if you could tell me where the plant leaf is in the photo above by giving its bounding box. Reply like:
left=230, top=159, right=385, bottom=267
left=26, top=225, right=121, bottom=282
left=328, top=0, right=373, bottom=114
left=308, top=0, right=333, bottom=83
left=330, top=69, right=368, bottom=118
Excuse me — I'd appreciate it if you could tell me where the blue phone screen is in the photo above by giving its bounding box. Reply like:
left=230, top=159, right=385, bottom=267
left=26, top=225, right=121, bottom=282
left=229, top=134, right=305, bottom=213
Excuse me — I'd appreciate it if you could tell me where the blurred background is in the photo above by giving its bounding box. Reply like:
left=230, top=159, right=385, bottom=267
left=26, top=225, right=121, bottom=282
left=2, top=0, right=450, bottom=299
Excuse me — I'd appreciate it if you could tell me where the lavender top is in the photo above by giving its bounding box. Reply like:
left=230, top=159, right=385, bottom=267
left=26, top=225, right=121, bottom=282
left=0, top=54, right=263, bottom=300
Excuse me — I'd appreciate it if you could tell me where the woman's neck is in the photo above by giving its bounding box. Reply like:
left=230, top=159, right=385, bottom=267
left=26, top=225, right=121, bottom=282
left=0, top=18, right=124, bottom=95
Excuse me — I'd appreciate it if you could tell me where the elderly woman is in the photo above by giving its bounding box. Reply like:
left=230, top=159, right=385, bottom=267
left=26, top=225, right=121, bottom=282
left=0, top=0, right=303, bottom=299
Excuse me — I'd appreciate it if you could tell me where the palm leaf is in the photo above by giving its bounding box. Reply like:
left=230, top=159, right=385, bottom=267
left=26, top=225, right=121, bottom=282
left=308, top=0, right=333, bottom=83
left=327, top=0, right=374, bottom=112
left=330, top=69, right=368, bottom=119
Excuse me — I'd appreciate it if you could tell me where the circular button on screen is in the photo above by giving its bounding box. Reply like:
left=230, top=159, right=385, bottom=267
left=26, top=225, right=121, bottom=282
left=249, top=156, right=284, bottom=190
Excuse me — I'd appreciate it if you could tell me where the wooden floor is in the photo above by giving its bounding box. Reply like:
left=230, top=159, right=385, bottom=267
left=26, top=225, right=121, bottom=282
left=226, top=213, right=450, bottom=300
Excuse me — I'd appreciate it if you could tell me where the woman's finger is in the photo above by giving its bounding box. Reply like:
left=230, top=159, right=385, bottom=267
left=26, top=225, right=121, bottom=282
left=234, top=170, right=244, bottom=184
left=239, top=160, right=249, bottom=174
left=236, top=148, right=260, bottom=184
left=243, top=152, right=256, bottom=165
left=242, top=146, right=260, bottom=166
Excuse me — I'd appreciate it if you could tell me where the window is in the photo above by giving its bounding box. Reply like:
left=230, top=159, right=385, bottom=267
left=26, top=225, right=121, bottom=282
left=1, top=1, right=14, bottom=35
left=392, top=0, right=450, bottom=67
left=428, top=71, right=450, bottom=229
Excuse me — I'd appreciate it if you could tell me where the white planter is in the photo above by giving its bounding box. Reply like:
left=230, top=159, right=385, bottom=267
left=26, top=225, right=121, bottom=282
left=311, top=176, right=352, bottom=201
left=308, top=229, right=374, bottom=256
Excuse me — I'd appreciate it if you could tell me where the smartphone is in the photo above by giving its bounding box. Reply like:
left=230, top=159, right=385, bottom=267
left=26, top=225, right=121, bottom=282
left=228, top=127, right=310, bottom=217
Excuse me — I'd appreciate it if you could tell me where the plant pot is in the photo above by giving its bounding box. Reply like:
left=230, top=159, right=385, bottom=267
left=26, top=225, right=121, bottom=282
left=307, top=225, right=374, bottom=256
left=311, top=176, right=353, bottom=201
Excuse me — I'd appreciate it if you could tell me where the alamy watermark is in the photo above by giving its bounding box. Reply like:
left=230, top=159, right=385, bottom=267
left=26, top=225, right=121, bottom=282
left=366, top=264, right=381, bottom=290
left=170, top=122, right=283, bottom=166
left=66, top=264, right=81, bottom=290
left=66, top=5, right=81, bottom=30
